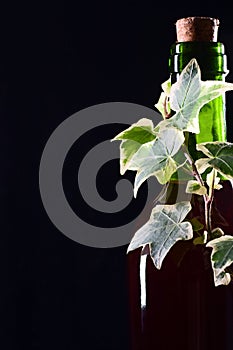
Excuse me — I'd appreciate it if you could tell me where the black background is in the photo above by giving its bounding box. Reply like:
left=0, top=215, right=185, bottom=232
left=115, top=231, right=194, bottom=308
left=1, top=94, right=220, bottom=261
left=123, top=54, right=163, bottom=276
left=1, top=2, right=233, bottom=350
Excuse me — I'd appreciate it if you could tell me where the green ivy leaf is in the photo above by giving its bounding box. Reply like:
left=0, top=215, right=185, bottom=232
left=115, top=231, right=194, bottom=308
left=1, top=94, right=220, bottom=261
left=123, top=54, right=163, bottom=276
left=196, top=142, right=233, bottom=179
left=186, top=180, right=207, bottom=195
left=112, top=118, right=157, bottom=175
left=207, top=235, right=233, bottom=286
left=127, top=201, right=193, bottom=269
left=193, top=231, right=208, bottom=245
left=163, top=59, right=233, bottom=133
left=190, top=217, right=204, bottom=232
left=127, top=127, right=185, bottom=197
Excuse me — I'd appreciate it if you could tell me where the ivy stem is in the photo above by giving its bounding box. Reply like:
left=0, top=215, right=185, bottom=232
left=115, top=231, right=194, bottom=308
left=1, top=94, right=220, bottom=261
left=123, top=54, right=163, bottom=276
left=205, top=199, right=213, bottom=238
left=205, top=169, right=216, bottom=236
left=182, top=145, right=205, bottom=187
left=182, top=144, right=214, bottom=239
left=163, top=96, right=171, bottom=118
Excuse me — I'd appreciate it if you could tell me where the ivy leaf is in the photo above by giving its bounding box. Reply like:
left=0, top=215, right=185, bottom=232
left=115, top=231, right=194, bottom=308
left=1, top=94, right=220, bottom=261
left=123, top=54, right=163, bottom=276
left=112, top=118, right=157, bottom=175
left=186, top=180, right=207, bottom=195
left=212, top=271, right=231, bottom=286
left=127, top=201, right=193, bottom=269
left=164, top=58, right=233, bottom=133
left=127, top=127, right=185, bottom=197
left=190, top=217, right=204, bottom=232
left=211, top=227, right=224, bottom=239
left=112, top=118, right=156, bottom=143
left=196, top=142, right=233, bottom=179
left=207, top=235, right=233, bottom=286
left=195, top=158, right=211, bottom=174
left=193, top=231, right=208, bottom=245
left=118, top=140, right=142, bottom=175
left=206, top=169, right=223, bottom=193
left=154, top=92, right=171, bottom=119
left=161, top=79, right=171, bottom=96
left=154, top=79, right=171, bottom=119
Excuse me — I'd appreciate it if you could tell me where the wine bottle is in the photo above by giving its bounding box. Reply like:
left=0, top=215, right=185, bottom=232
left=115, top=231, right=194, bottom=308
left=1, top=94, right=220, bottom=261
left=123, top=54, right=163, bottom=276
left=127, top=17, right=233, bottom=350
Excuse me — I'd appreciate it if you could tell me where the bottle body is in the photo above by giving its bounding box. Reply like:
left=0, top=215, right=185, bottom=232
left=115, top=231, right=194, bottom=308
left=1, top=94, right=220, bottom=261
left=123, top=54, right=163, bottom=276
left=128, top=181, right=233, bottom=350
left=127, top=41, right=233, bottom=350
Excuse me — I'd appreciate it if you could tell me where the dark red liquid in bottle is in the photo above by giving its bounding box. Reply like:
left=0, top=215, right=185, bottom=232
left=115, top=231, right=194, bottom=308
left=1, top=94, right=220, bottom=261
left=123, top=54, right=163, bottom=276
left=127, top=180, right=233, bottom=350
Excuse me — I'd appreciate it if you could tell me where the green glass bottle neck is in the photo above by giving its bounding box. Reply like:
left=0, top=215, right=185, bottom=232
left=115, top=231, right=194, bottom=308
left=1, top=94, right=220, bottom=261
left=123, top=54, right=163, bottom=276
left=169, top=42, right=228, bottom=82
left=169, top=42, right=228, bottom=181
left=169, top=41, right=228, bottom=150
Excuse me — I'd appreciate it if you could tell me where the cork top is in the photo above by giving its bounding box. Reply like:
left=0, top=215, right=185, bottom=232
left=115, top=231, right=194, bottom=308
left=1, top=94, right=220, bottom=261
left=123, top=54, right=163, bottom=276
left=175, top=17, right=220, bottom=42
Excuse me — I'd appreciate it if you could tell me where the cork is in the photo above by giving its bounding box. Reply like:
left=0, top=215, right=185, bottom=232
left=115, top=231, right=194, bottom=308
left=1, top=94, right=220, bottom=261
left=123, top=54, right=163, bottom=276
left=175, top=17, right=219, bottom=42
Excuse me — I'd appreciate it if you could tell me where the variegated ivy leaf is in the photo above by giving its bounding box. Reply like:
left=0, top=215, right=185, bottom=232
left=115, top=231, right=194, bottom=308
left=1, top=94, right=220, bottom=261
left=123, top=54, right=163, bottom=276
left=127, top=201, right=193, bottom=269
left=154, top=92, right=171, bottom=119
left=161, top=79, right=171, bottom=96
left=163, top=58, right=233, bottom=133
left=196, top=142, right=233, bottom=179
left=154, top=79, right=171, bottom=118
left=206, top=169, right=223, bottom=192
left=186, top=180, right=207, bottom=195
left=212, top=227, right=224, bottom=239
left=212, top=270, right=231, bottom=286
left=113, top=118, right=156, bottom=143
left=127, top=127, right=185, bottom=197
left=207, top=235, right=233, bottom=286
left=112, top=118, right=157, bottom=175
left=195, top=158, right=210, bottom=174
left=118, top=140, right=143, bottom=175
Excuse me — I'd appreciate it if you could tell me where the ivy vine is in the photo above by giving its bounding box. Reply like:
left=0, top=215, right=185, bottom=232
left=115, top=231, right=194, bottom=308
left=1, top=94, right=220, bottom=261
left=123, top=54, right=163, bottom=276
left=113, top=58, right=233, bottom=287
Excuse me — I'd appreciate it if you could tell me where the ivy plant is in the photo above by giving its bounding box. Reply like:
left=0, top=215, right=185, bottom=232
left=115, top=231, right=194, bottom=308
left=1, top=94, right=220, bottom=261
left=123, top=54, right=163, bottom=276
left=113, top=58, right=233, bottom=287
